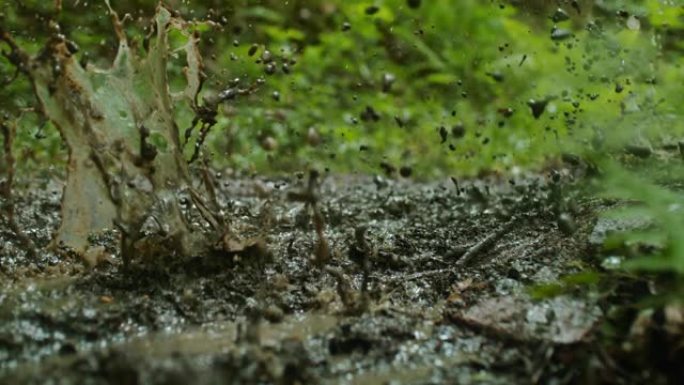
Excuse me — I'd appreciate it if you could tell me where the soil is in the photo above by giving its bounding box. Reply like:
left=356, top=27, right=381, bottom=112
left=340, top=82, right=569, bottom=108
left=0, top=171, right=626, bottom=384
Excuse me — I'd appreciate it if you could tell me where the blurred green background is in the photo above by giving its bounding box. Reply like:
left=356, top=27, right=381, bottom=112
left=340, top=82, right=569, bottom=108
left=1, top=0, right=683, bottom=177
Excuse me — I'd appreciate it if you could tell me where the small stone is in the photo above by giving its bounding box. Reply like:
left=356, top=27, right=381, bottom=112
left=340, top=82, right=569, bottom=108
left=261, top=136, right=278, bottom=151
left=99, top=295, right=114, bottom=304
left=557, top=213, right=576, bottom=235
left=263, top=304, right=284, bottom=323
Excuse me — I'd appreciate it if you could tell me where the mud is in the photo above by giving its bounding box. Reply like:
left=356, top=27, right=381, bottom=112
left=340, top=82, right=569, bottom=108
left=1, top=172, right=611, bottom=384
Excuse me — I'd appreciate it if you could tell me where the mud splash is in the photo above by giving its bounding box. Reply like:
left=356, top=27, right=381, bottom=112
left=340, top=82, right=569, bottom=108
left=1, top=4, right=224, bottom=261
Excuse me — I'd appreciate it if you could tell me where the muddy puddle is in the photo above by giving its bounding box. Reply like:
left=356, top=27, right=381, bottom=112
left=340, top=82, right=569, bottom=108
left=1, top=172, right=609, bottom=384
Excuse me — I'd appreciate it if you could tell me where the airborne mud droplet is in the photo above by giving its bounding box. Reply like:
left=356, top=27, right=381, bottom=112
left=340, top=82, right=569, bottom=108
left=452, top=122, right=465, bottom=138
left=551, top=27, right=573, bottom=41
left=624, top=144, right=652, bottom=158
left=379, top=162, right=396, bottom=176
left=248, top=44, right=259, bottom=56
left=498, top=107, right=514, bottom=118
left=394, top=116, right=405, bottom=128
left=365, top=5, right=380, bottom=15
left=439, top=126, right=448, bottom=143
left=551, top=8, right=570, bottom=22
left=527, top=99, right=549, bottom=119
left=360, top=106, right=380, bottom=122
left=487, top=72, right=504, bottom=83
left=381, top=73, right=395, bottom=93
left=307, top=127, right=321, bottom=146
left=399, top=166, right=412, bottom=178
left=262, top=136, right=278, bottom=151
left=407, top=0, right=422, bottom=9
left=570, top=0, right=582, bottom=14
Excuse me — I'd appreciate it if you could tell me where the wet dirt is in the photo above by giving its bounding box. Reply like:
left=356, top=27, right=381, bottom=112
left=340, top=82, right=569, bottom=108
left=0, top=171, right=608, bottom=384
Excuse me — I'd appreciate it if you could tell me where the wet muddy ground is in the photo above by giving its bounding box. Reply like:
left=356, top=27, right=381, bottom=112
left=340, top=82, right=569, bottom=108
left=0, top=171, right=630, bottom=384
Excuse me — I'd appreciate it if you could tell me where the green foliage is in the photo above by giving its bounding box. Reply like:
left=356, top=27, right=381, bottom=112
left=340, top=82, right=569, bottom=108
left=199, top=0, right=684, bottom=176
left=3, top=1, right=682, bottom=177
left=600, top=162, right=684, bottom=279
left=529, top=271, right=601, bottom=300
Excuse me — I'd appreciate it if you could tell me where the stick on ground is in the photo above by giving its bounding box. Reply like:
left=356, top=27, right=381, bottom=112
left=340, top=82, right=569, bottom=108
left=395, top=216, right=520, bottom=282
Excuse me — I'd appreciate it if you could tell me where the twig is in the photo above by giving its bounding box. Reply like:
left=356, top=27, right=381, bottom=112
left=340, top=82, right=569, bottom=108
left=288, top=170, right=330, bottom=266
left=188, top=186, right=221, bottom=231
left=455, top=216, right=519, bottom=268
left=391, top=216, right=520, bottom=282
left=324, top=266, right=354, bottom=308
left=185, top=81, right=260, bottom=164
left=0, top=26, right=31, bottom=74
left=199, top=154, right=221, bottom=217
left=399, top=268, right=450, bottom=282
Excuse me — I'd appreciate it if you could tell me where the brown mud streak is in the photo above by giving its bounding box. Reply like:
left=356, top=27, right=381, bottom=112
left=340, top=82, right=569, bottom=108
left=0, top=120, right=38, bottom=257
